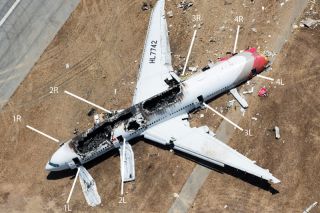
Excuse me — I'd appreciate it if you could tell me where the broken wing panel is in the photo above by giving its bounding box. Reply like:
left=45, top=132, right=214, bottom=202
left=143, top=115, right=280, bottom=184
left=132, top=0, right=173, bottom=105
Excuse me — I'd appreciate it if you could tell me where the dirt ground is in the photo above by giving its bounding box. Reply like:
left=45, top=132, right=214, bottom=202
left=0, top=0, right=319, bottom=212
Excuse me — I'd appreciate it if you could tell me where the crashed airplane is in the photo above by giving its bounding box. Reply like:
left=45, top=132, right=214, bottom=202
left=46, top=0, right=280, bottom=192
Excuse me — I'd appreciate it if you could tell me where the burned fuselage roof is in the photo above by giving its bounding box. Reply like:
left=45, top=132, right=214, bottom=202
left=70, top=84, right=184, bottom=155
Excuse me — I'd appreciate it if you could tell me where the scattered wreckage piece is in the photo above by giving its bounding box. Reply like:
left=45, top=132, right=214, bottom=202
left=274, top=126, right=280, bottom=139
left=177, top=1, right=193, bottom=10
left=300, top=18, right=320, bottom=29
left=303, top=201, right=318, bottom=213
left=258, top=87, right=268, bottom=97
left=167, top=10, right=173, bottom=18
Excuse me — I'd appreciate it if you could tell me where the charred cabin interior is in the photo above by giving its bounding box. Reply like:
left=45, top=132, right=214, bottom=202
left=142, top=85, right=182, bottom=112
left=71, top=106, right=141, bottom=154
left=73, top=124, right=113, bottom=154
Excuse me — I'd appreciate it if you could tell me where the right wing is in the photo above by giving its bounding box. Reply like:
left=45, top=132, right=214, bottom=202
left=132, top=0, right=173, bottom=105
left=144, top=114, right=280, bottom=184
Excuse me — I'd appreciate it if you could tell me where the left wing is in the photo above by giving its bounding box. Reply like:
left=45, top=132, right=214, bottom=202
left=143, top=114, right=280, bottom=184
left=132, top=0, right=173, bottom=105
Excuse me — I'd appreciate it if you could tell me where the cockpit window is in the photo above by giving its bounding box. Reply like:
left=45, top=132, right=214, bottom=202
left=49, top=162, right=59, bottom=167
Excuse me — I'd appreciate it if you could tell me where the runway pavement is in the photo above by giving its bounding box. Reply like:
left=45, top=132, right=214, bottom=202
left=0, top=0, right=80, bottom=110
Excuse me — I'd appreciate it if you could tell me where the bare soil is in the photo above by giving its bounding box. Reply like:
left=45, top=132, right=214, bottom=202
left=0, top=0, right=319, bottom=212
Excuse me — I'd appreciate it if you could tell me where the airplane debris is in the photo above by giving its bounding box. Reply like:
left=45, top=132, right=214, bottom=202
left=87, top=108, right=96, bottom=116
left=243, top=87, right=254, bottom=94
left=263, top=49, right=276, bottom=57
left=94, top=114, right=101, bottom=125
left=167, top=10, right=173, bottom=18
left=65, top=63, right=70, bottom=69
left=200, top=114, right=204, bottom=118
left=274, top=126, right=280, bottom=139
left=73, top=128, right=79, bottom=135
left=141, top=2, right=150, bottom=11
left=258, top=87, right=268, bottom=97
left=251, top=28, right=257, bottom=33
left=188, top=66, right=198, bottom=72
left=240, top=107, right=246, bottom=117
left=78, top=166, right=101, bottom=207
left=227, top=100, right=236, bottom=108
left=303, top=201, right=318, bottom=213
left=252, top=117, right=258, bottom=121
left=177, top=1, right=193, bottom=10
left=300, top=18, right=320, bottom=29
left=173, top=193, right=179, bottom=198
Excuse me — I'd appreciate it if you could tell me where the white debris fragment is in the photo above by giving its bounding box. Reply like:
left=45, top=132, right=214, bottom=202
left=263, top=50, right=276, bottom=58
left=280, top=2, right=285, bottom=7
left=227, top=100, right=236, bottom=108
left=224, top=205, right=228, bottom=209
left=251, top=28, right=257, bottom=33
left=188, top=66, right=198, bottom=72
left=240, top=107, right=246, bottom=117
left=300, top=18, right=320, bottom=29
left=78, top=166, right=101, bottom=207
left=173, top=193, right=179, bottom=198
left=251, top=117, right=258, bottom=121
left=65, top=63, right=70, bottom=69
left=167, top=10, right=173, bottom=18
left=274, top=126, right=280, bottom=139
left=200, top=114, right=204, bottom=118
left=114, top=89, right=117, bottom=95
left=292, top=24, right=299, bottom=29
left=94, top=114, right=100, bottom=125
left=303, top=201, right=318, bottom=213
left=243, top=87, right=254, bottom=94
left=219, top=25, right=226, bottom=31
left=262, top=6, right=265, bottom=11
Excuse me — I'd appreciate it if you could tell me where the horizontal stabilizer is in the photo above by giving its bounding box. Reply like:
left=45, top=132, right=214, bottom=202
left=230, top=88, right=248, bottom=108
left=78, top=166, right=101, bottom=207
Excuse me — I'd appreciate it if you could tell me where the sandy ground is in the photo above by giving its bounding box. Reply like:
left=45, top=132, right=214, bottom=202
left=0, top=0, right=319, bottom=212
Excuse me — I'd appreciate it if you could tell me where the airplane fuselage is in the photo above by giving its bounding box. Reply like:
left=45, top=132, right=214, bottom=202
left=45, top=49, right=267, bottom=171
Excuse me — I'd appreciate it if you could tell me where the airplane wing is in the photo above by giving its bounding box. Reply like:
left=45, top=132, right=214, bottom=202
left=143, top=114, right=280, bottom=184
left=132, top=0, right=173, bottom=105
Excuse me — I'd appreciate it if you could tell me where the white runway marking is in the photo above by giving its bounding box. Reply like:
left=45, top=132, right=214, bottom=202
left=64, top=90, right=112, bottom=113
left=0, top=0, right=22, bottom=27
left=203, top=103, right=243, bottom=131
left=257, top=74, right=274, bottom=81
left=66, top=168, right=80, bottom=204
left=26, top=125, right=60, bottom=143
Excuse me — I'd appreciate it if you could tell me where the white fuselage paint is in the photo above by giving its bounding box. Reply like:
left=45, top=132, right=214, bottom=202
left=46, top=52, right=255, bottom=171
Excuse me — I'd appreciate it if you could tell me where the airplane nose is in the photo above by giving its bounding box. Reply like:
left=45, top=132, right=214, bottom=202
left=45, top=162, right=54, bottom=171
